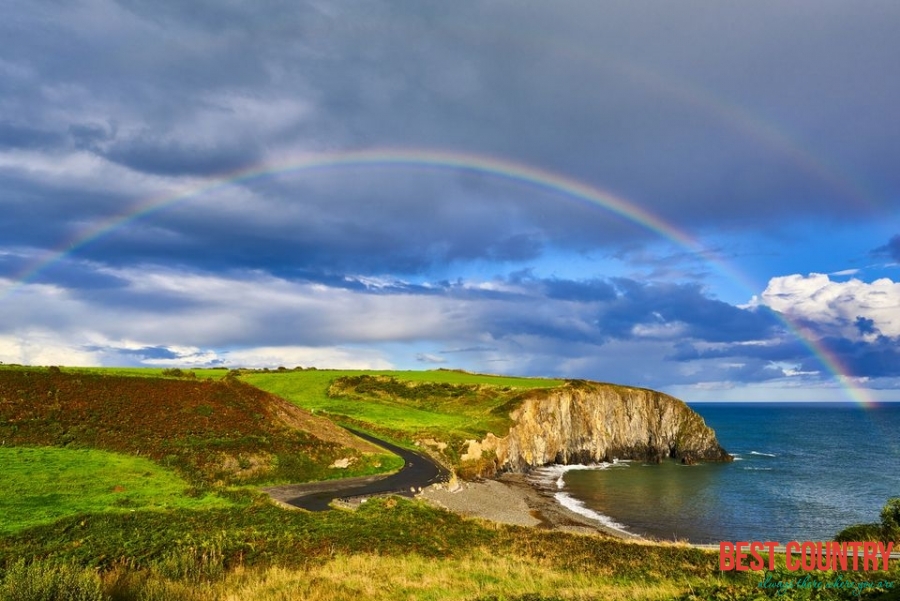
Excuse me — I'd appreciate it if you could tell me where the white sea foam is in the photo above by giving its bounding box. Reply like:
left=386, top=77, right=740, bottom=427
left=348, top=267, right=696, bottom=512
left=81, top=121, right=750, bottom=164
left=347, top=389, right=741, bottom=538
left=554, top=491, right=632, bottom=535
left=742, top=467, right=773, bottom=471
left=529, top=462, right=624, bottom=489
left=526, top=462, right=636, bottom=537
left=750, top=451, right=777, bottom=457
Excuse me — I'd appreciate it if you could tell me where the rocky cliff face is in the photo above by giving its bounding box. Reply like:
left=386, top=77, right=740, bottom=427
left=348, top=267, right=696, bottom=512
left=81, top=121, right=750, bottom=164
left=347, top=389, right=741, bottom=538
left=462, top=382, right=731, bottom=472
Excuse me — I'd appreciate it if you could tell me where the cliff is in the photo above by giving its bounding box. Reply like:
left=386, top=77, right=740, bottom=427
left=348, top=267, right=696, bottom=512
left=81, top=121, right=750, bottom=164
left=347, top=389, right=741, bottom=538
left=461, top=381, right=731, bottom=473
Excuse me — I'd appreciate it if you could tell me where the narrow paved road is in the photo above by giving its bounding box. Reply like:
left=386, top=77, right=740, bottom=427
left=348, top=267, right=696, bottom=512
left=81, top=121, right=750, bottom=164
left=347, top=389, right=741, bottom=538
left=264, top=427, right=450, bottom=511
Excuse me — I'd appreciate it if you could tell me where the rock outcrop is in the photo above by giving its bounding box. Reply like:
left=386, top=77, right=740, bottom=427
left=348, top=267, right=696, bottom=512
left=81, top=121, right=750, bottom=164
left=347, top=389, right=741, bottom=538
left=462, top=381, right=731, bottom=473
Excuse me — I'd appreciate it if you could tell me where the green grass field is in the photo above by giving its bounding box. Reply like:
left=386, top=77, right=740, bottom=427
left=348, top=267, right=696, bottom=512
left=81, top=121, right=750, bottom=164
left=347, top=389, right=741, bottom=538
left=241, top=369, right=565, bottom=445
left=0, top=447, right=232, bottom=535
left=58, top=366, right=231, bottom=380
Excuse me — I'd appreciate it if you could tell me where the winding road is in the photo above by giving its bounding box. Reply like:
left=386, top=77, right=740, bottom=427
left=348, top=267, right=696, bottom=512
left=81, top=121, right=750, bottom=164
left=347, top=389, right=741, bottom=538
left=264, top=427, right=450, bottom=511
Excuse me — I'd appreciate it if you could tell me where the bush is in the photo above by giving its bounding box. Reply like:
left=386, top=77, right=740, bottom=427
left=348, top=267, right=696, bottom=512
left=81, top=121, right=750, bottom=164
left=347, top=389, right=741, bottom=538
left=160, top=369, right=195, bottom=379
left=0, top=559, right=104, bottom=601
left=881, top=497, right=900, bottom=542
left=834, top=523, right=882, bottom=543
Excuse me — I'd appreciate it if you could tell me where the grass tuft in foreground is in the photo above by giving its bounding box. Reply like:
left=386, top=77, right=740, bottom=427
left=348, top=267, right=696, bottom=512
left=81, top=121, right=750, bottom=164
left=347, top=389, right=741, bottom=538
left=0, top=496, right=742, bottom=601
left=0, top=559, right=104, bottom=601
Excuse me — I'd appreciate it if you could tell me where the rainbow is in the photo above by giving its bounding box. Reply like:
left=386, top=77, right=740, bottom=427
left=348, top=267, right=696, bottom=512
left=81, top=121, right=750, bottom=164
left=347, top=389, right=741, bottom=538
left=2, top=147, right=879, bottom=407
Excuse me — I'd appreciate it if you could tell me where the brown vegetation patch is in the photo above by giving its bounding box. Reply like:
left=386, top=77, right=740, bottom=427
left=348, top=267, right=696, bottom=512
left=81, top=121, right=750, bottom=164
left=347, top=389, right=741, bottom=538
left=0, top=368, right=378, bottom=485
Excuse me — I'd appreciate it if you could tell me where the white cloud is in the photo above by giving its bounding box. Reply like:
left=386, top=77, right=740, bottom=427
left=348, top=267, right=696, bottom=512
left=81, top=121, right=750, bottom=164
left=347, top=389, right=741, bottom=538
left=3, top=262, right=897, bottom=398
left=0, top=148, right=182, bottom=203
left=0, top=331, right=102, bottom=366
left=754, top=273, right=900, bottom=339
left=0, top=267, right=473, bottom=361
left=217, top=346, right=394, bottom=370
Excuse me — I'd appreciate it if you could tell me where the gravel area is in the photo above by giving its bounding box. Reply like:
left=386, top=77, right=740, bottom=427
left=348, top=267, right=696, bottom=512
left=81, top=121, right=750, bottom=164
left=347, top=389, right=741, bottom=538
left=420, top=472, right=643, bottom=539
left=421, top=478, right=542, bottom=528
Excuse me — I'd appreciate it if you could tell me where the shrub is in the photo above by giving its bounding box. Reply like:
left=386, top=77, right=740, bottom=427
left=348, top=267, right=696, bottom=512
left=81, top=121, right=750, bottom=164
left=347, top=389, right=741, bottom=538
left=160, top=369, right=195, bottom=379
left=834, top=523, right=882, bottom=543
left=881, top=496, right=900, bottom=542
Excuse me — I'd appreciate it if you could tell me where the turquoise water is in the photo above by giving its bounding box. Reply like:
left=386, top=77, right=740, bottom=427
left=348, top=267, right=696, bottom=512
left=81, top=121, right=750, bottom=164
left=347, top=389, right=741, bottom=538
left=535, top=402, right=900, bottom=543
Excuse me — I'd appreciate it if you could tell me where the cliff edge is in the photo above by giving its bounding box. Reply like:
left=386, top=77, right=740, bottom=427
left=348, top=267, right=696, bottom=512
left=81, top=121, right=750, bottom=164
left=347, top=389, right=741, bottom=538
left=460, top=381, right=731, bottom=475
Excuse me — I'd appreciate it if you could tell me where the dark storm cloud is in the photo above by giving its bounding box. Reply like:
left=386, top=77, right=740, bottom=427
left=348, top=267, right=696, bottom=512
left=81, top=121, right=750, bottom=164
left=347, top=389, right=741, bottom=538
left=664, top=328, right=900, bottom=381
left=598, top=279, right=781, bottom=342
left=666, top=339, right=810, bottom=364
left=51, top=173, right=577, bottom=277
left=67, top=123, right=116, bottom=150
left=83, top=345, right=181, bottom=361
left=855, top=316, right=878, bottom=336
left=0, top=118, right=114, bottom=152
left=27, top=263, right=129, bottom=291
left=873, top=235, right=900, bottom=263
left=0, top=122, right=63, bottom=150
left=0, top=173, right=146, bottom=255
left=543, top=278, right=617, bottom=303
left=485, top=233, right=544, bottom=262
left=818, top=336, right=900, bottom=378
left=415, top=353, right=446, bottom=364
left=0, top=254, right=126, bottom=292
left=3, top=0, right=898, bottom=275
left=439, top=346, right=497, bottom=354
left=456, top=275, right=782, bottom=352
left=103, top=135, right=262, bottom=177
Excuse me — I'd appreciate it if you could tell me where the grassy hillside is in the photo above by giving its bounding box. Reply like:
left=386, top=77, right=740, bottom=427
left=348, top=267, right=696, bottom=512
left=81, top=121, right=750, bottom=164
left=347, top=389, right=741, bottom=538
left=240, top=369, right=565, bottom=462
left=0, top=496, right=745, bottom=601
left=0, top=366, right=398, bottom=487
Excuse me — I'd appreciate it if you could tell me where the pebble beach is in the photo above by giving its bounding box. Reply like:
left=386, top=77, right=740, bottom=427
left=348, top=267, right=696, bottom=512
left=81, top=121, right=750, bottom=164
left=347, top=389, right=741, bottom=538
left=419, top=473, right=642, bottom=540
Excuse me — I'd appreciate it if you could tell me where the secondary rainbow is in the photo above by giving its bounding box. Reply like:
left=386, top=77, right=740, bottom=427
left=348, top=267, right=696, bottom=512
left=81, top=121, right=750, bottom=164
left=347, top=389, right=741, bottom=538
left=3, top=148, right=878, bottom=407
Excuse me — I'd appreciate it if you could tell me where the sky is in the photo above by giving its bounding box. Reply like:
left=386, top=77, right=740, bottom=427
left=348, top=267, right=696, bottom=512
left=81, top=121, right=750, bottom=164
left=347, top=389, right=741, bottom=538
left=1, top=0, right=899, bottom=402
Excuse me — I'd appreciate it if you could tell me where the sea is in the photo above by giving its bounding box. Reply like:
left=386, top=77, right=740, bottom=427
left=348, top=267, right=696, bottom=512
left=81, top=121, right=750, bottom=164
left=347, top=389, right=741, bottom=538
left=529, top=402, right=900, bottom=544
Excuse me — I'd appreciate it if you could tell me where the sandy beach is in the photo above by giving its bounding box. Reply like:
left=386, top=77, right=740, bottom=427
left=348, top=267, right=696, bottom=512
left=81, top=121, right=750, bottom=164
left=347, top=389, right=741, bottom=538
left=419, top=472, right=643, bottom=540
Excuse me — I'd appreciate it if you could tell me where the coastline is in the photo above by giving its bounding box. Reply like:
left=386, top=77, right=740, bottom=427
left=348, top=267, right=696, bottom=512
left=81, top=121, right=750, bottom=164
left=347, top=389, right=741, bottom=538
left=419, top=472, right=643, bottom=541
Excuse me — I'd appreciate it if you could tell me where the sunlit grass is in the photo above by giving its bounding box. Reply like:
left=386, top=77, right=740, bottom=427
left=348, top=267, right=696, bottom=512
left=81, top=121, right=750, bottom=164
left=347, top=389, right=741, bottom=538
left=60, top=366, right=232, bottom=380
left=242, top=369, right=564, bottom=446
left=220, top=551, right=687, bottom=601
left=0, top=447, right=232, bottom=535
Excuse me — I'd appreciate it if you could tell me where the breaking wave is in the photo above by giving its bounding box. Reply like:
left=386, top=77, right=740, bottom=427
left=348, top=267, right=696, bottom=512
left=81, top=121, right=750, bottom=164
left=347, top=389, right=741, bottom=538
left=555, top=492, right=632, bottom=535
left=529, top=462, right=626, bottom=489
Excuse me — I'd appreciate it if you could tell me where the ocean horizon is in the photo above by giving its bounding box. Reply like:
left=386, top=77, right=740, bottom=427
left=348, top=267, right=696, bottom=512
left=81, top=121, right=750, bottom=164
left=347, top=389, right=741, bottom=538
left=533, top=401, right=900, bottom=544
